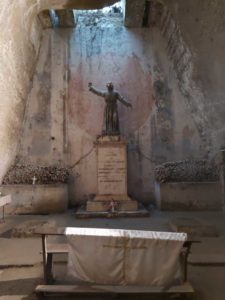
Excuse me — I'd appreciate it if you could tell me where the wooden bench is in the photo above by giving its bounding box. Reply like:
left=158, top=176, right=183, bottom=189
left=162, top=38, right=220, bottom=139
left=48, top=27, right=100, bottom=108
left=35, top=228, right=198, bottom=298
left=45, top=242, right=69, bottom=283
left=188, top=254, right=225, bottom=266
left=0, top=195, right=11, bottom=223
left=36, top=282, right=195, bottom=297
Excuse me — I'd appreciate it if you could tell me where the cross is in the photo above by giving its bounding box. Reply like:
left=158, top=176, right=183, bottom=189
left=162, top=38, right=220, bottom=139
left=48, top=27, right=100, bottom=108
left=32, top=176, right=37, bottom=185
left=103, top=237, right=147, bottom=282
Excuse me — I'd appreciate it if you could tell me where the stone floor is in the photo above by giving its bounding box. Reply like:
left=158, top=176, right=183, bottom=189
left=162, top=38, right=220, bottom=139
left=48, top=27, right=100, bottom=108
left=0, top=209, right=225, bottom=300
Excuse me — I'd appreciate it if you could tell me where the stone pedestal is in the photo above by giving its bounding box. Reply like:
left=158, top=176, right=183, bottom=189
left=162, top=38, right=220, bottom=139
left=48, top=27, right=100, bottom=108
left=86, top=136, right=138, bottom=212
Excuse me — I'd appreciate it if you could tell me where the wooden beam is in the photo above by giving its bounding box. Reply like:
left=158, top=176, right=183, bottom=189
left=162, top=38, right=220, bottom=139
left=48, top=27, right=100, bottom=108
left=36, top=283, right=194, bottom=295
left=122, top=0, right=146, bottom=28
left=56, top=10, right=76, bottom=27
left=47, top=243, right=69, bottom=254
left=188, top=254, right=225, bottom=265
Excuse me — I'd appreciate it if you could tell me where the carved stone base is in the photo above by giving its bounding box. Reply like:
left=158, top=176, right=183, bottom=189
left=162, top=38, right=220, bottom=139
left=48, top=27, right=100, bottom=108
left=94, top=194, right=131, bottom=201
left=76, top=206, right=150, bottom=218
left=86, top=135, right=139, bottom=214
left=86, top=199, right=138, bottom=212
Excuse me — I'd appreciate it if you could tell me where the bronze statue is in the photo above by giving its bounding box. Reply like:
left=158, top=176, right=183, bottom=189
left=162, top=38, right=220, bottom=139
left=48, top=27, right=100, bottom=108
left=88, top=82, right=132, bottom=136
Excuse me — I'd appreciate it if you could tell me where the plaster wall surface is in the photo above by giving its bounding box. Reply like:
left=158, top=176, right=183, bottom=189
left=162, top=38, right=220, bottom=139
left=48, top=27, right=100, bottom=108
left=18, top=11, right=203, bottom=205
left=0, top=0, right=42, bottom=182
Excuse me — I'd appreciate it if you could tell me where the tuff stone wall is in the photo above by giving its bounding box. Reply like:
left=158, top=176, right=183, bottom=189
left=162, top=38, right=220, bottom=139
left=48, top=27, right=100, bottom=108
left=0, top=0, right=42, bottom=182
left=5, top=0, right=225, bottom=206
left=158, top=0, right=225, bottom=157
left=17, top=9, right=203, bottom=205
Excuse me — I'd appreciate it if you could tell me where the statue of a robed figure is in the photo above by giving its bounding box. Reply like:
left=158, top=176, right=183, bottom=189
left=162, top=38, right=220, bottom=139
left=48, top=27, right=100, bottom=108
left=85, top=81, right=140, bottom=215
left=88, top=82, right=132, bottom=136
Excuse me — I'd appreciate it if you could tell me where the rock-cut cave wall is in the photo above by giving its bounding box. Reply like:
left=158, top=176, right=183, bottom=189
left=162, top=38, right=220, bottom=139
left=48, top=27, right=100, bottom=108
left=17, top=6, right=202, bottom=205
left=2, top=0, right=225, bottom=206
left=0, top=0, right=43, bottom=182
left=158, top=0, right=225, bottom=156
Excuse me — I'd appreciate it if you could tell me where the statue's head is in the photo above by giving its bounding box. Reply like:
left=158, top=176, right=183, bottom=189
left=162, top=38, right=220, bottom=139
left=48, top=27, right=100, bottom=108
left=107, top=82, right=114, bottom=91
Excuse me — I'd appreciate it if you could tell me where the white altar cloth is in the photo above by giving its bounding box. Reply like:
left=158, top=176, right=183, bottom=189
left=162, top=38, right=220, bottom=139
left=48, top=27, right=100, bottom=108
left=65, top=227, right=187, bottom=287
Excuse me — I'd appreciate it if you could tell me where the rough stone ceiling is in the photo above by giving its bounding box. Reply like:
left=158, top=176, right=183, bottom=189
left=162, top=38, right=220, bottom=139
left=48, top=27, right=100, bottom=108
left=38, top=0, right=119, bottom=11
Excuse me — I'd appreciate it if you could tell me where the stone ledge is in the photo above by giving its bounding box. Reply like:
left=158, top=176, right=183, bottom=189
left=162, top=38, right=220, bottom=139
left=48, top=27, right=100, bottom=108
left=86, top=199, right=138, bottom=212
left=0, top=184, right=68, bottom=215
left=76, top=206, right=149, bottom=218
left=94, top=194, right=131, bottom=201
left=155, top=181, right=222, bottom=211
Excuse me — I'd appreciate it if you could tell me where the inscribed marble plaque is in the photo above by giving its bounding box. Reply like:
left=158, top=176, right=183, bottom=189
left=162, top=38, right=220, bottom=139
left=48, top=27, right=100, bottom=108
left=97, top=144, right=127, bottom=195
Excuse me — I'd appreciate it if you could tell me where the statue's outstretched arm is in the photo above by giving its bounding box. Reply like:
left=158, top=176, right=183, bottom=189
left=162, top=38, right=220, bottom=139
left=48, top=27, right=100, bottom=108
left=88, top=83, right=105, bottom=98
left=117, top=93, right=132, bottom=108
